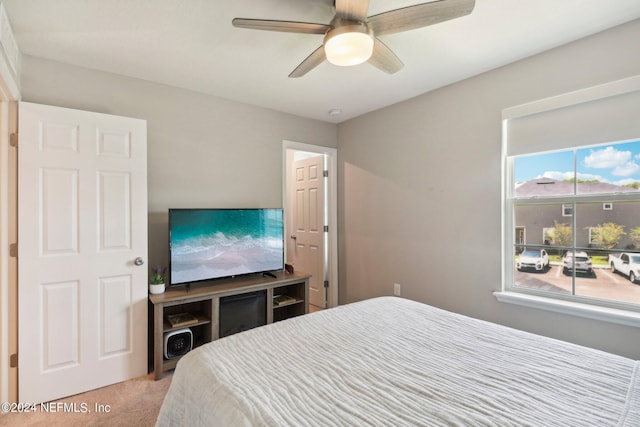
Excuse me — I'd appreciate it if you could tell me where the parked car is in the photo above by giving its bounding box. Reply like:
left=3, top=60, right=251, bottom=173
left=609, top=253, right=640, bottom=283
left=517, top=249, right=549, bottom=272
left=562, top=251, right=593, bottom=275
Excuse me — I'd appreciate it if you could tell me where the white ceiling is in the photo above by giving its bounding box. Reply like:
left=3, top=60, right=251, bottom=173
left=4, top=0, right=640, bottom=123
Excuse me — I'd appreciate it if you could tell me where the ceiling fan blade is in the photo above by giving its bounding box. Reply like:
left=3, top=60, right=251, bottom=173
left=368, top=38, right=404, bottom=74
left=289, top=46, right=327, bottom=78
left=335, top=0, right=370, bottom=22
left=232, top=18, right=330, bottom=34
left=369, top=0, right=475, bottom=36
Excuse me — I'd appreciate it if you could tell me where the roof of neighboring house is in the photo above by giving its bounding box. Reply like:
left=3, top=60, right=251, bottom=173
left=514, top=178, right=639, bottom=197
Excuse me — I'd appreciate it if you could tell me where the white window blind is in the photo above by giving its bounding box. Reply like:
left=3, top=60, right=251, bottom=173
left=504, top=76, right=640, bottom=156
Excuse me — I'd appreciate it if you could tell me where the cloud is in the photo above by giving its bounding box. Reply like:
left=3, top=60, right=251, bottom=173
left=538, top=171, right=572, bottom=180
left=538, top=171, right=603, bottom=181
left=584, top=146, right=631, bottom=168
left=576, top=172, right=605, bottom=181
left=613, top=178, right=640, bottom=186
left=613, top=162, right=640, bottom=176
left=583, top=146, right=640, bottom=177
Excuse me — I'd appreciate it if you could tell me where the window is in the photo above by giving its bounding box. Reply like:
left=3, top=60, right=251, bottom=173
left=502, top=77, right=640, bottom=321
left=508, top=140, right=640, bottom=310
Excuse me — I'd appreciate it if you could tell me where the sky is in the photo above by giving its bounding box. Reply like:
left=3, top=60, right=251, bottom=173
left=514, top=140, right=640, bottom=186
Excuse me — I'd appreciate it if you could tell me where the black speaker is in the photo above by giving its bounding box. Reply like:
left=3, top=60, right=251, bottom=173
left=163, top=328, right=193, bottom=359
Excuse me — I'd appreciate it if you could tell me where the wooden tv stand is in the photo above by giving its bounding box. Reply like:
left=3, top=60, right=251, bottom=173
left=148, top=271, right=310, bottom=380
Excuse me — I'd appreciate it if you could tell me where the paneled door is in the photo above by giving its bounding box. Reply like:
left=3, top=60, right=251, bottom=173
left=18, top=102, right=148, bottom=403
left=292, top=155, right=326, bottom=308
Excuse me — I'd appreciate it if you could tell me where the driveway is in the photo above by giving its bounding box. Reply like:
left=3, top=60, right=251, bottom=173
left=515, top=265, right=640, bottom=305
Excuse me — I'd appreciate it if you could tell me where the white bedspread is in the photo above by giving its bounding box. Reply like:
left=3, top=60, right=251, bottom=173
left=156, top=297, right=639, bottom=426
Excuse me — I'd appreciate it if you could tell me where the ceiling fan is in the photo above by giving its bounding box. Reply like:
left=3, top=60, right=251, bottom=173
left=232, top=0, right=475, bottom=78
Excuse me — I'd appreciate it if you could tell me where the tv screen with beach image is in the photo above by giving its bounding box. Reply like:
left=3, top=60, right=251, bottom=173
left=169, top=209, right=284, bottom=285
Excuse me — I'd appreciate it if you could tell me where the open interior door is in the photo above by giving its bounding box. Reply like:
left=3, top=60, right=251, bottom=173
left=292, top=155, right=326, bottom=309
left=18, top=102, right=148, bottom=403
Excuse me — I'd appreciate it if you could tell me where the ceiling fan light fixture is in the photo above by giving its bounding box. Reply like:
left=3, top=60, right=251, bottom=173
left=324, top=23, right=373, bottom=67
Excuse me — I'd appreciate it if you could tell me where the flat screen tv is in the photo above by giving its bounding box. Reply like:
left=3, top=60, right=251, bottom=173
left=169, top=208, right=284, bottom=285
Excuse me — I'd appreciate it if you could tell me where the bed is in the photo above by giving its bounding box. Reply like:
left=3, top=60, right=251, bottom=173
left=156, top=297, right=639, bottom=426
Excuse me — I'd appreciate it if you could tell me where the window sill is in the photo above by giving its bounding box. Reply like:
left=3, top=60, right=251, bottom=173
left=494, top=291, right=640, bottom=328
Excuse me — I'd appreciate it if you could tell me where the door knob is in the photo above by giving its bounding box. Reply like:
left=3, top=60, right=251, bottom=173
left=290, top=235, right=297, bottom=240
left=134, top=257, right=145, bottom=266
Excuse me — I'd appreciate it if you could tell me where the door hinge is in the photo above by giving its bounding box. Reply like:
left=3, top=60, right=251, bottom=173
left=323, top=225, right=329, bottom=233
left=10, top=353, right=17, bottom=368
left=9, top=132, right=17, bottom=147
left=9, top=243, right=17, bottom=257
left=323, top=170, right=328, bottom=178
left=324, top=280, right=329, bottom=288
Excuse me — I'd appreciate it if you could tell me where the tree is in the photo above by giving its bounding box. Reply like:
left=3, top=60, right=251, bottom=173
left=548, top=221, right=572, bottom=247
left=563, top=178, right=601, bottom=184
left=630, top=226, right=640, bottom=248
left=590, top=222, right=625, bottom=249
left=624, top=182, right=640, bottom=190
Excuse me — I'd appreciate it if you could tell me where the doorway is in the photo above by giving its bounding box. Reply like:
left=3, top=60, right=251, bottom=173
left=283, top=141, right=338, bottom=309
left=516, top=227, right=526, bottom=245
left=0, top=52, right=20, bottom=405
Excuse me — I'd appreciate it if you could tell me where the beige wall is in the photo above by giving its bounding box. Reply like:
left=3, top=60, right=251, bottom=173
left=337, top=19, right=640, bottom=359
left=17, top=19, right=640, bottom=359
left=19, top=56, right=338, bottom=270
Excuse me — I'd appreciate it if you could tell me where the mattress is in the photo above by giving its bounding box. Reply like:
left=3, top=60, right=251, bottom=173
left=156, top=297, right=639, bottom=426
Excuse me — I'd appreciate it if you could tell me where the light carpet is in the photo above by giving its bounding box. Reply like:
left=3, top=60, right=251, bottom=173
left=0, top=373, right=172, bottom=427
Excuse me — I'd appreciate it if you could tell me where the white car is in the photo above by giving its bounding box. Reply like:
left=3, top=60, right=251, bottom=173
left=516, top=249, right=549, bottom=272
left=609, top=253, right=640, bottom=283
left=562, top=251, right=593, bottom=275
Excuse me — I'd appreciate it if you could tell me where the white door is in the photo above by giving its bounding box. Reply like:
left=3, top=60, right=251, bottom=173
left=18, top=102, right=148, bottom=403
left=292, top=156, right=326, bottom=308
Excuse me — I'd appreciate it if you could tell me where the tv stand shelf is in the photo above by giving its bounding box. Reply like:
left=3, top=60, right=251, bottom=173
left=148, top=271, right=310, bottom=380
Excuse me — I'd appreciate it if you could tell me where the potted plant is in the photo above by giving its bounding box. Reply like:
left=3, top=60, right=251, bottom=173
left=149, top=266, right=166, bottom=295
